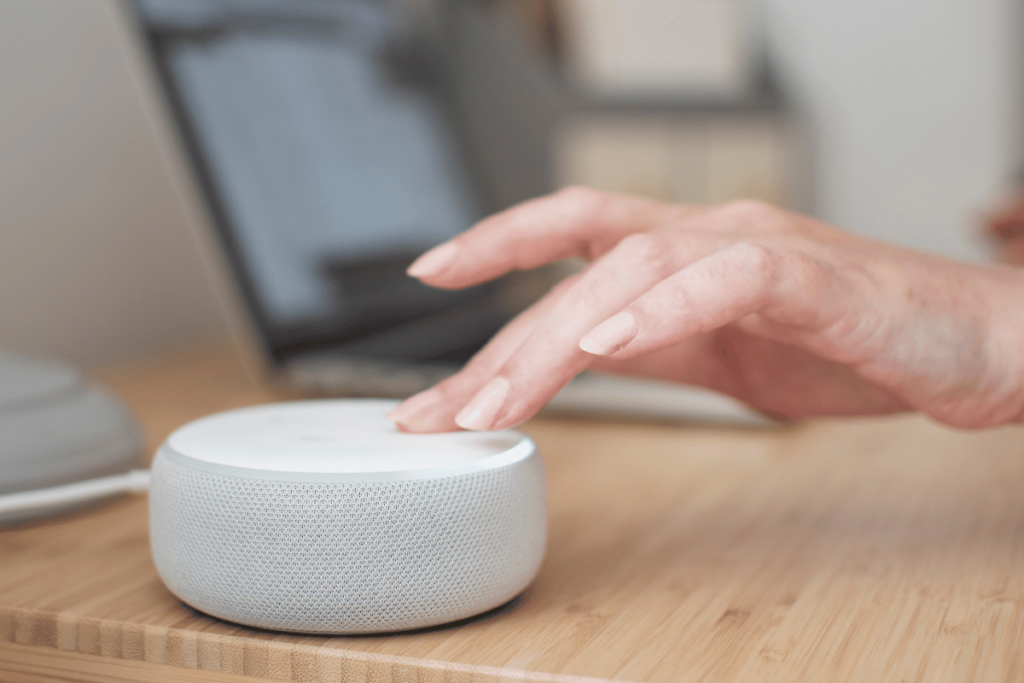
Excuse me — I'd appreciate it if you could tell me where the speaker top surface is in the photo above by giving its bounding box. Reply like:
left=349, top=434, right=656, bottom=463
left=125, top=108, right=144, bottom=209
left=164, top=399, right=532, bottom=480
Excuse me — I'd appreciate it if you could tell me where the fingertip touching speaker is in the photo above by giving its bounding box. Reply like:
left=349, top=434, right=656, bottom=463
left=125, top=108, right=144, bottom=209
left=148, top=399, right=546, bottom=634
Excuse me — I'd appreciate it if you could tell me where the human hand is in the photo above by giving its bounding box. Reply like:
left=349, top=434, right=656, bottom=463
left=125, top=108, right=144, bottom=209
left=387, top=188, right=1024, bottom=432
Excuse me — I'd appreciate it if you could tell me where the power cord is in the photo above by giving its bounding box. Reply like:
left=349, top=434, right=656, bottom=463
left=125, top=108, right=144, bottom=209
left=0, top=470, right=151, bottom=517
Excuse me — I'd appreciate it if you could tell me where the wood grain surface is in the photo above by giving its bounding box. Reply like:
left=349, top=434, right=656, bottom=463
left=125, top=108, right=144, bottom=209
left=2, top=339, right=1023, bottom=682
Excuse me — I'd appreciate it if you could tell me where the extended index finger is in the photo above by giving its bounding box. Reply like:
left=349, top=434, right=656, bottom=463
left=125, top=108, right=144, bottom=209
left=407, top=187, right=703, bottom=289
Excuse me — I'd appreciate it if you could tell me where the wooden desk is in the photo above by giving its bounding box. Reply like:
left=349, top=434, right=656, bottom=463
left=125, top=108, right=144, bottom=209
left=2, top=340, right=1023, bottom=682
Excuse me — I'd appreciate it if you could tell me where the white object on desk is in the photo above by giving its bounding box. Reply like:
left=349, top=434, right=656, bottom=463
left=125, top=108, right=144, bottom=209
left=148, top=399, right=547, bottom=634
left=0, top=350, right=144, bottom=524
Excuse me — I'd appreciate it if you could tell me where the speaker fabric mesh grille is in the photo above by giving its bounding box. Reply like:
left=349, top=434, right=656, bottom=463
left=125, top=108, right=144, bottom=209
left=149, top=451, right=546, bottom=634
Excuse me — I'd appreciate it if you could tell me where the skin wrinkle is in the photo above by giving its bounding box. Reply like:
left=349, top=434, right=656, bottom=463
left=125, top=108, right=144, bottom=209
left=724, top=248, right=867, bottom=367
left=982, top=270, right=1024, bottom=422
left=713, top=264, right=971, bottom=416
left=846, top=262, right=1003, bottom=425
left=796, top=263, right=888, bottom=366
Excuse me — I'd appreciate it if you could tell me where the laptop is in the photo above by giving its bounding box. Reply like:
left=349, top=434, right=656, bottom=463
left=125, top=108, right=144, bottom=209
left=126, top=0, right=770, bottom=426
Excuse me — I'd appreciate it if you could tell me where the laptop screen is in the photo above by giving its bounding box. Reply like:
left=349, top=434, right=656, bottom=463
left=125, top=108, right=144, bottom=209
left=132, top=0, right=526, bottom=367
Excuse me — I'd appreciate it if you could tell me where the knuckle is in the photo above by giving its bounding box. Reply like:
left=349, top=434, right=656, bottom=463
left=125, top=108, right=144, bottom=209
left=729, top=241, right=778, bottom=276
left=556, top=185, right=609, bottom=214
left=725, top=199, right=775, bottom=219
left=613, top=232, right=674, bottom=271
left=786, top=251, right=830, bottom=295
left=744, top=244, right=831, bottom=324
left=717, top=199, right=791, bottom=234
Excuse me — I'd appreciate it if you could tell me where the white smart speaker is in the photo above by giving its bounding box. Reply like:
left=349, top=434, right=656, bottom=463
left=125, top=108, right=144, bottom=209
left=149, top=400, right=546, bottom=634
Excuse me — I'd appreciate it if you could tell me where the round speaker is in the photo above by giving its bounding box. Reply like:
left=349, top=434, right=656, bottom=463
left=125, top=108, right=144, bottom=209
left=148, top=399, right=546, bottom=634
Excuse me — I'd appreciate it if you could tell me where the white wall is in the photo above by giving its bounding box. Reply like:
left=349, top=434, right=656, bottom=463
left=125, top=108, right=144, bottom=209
left=761, top=0, right=1022, bottom=261
left=0, top=0, right=224, bottom=366
left=558, top=0, right=1021, bottom=261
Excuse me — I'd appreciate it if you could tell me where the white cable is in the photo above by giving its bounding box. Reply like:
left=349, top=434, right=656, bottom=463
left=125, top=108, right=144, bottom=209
left=0, top=469, right=151, bottom=516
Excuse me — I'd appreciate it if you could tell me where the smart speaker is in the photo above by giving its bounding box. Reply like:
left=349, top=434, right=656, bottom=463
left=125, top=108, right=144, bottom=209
left=148, top=399, right=546, bottom=634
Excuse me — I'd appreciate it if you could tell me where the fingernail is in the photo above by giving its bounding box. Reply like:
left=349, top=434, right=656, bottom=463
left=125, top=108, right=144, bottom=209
left=408, top=242, right=458, bottom=278
left=387, top=389, right=452, bottom=432
left=579, top=311, right=638, bottom=356
left=455, top=377, right=511, bottom=431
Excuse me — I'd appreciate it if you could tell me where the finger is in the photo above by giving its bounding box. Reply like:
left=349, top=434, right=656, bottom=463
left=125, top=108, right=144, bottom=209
left=578, top=242, right=839, bottom=361
left=388, top=274, right=582, bottom=432
left=407, top=187, right=703, bottom=289
left=452, top=231, right=726, bottom=431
